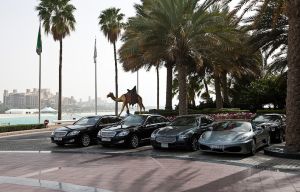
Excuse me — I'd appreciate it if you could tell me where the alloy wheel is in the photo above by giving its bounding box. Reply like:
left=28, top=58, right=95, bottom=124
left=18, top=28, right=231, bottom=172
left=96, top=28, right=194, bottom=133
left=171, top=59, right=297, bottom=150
left=81, top=134, right=91, bottom=147
left=129, top=135, right=139, bottom=148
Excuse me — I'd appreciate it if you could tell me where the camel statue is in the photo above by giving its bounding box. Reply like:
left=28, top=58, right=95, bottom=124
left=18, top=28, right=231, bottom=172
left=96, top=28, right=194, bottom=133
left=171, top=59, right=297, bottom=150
left=107, top=87, right=145, bottom=116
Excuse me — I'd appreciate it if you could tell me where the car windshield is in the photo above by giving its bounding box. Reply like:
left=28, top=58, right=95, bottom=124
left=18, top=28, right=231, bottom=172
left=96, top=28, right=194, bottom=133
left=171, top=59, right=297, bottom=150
left=121, top=115, right=147, bottom=126
left=169, top=116, right=199, bottom=126
left=252, top=115, right=280, bottom=123
left=211, top=122, right=251, bottom=132
left=74, top=116, right=100, bottom=125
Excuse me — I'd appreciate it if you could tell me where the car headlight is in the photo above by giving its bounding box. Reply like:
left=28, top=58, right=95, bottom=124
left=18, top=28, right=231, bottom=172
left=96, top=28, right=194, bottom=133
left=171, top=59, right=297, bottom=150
left=117, top=130, right=129, bottom=137
left=236, top=135, right=250, bottom=142
left=51, top=131, right=55, bottom=136
left=151, top=132, right=157, bottom=139
left=68, top=130, right=80, bottom=136
left=178, top=131, right=192, bottom=141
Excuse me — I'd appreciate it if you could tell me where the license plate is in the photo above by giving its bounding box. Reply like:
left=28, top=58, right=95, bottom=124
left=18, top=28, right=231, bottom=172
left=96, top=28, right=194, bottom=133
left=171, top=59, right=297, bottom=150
left=161, top=143, right=168, bottom=148
left=54, top=137, right=62, bottom=141
left=102, top=137, right=111, bottom=142
left=211, top=145, right=223, bottom=149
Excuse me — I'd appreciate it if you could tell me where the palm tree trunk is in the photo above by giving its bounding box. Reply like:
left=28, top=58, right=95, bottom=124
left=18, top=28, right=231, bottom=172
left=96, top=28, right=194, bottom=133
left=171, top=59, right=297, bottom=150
left=177, top=61, right=188, bottom=115
left=156, top=66, right=159, bottom=110
left=58, top=39, right=63, bottom=120
left=285, top=1, right=300, bottom=152
left=203, top=78, right=210, bottom=102
left=113, top=42, right=118, bottom=116
left=165, top=62, right=173, bottom=110
left=221, top=71, right=230, bottom=107
left=214, top=73, right=223, bottom=109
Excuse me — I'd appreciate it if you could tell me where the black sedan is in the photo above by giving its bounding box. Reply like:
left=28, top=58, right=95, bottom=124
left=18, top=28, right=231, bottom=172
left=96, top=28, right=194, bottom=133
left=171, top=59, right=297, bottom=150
left=199, top=121, right=270, bottom=155
left=51, top=115, right=122, bottom=147
left=98, top=114, right=169, bottom=148
left=150, top=115, right=214, bottom=151
left=251, top=113, right=286, bottom=143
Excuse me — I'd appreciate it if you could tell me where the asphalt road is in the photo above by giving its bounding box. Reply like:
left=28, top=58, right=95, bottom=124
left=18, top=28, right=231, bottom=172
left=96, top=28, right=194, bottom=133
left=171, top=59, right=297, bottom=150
left=1, top=132, right=300, bottom=173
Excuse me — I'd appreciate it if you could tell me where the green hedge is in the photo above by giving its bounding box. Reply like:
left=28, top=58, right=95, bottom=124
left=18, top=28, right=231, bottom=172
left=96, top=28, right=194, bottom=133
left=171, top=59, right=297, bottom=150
left=138, top=108, right=285, bottom=117
left=0, top=124, right=45, bottom=133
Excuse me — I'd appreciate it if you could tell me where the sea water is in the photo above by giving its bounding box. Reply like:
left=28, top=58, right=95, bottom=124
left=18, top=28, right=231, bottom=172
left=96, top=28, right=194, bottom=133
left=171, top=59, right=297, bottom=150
left=0, top=112, right=115, bottom=126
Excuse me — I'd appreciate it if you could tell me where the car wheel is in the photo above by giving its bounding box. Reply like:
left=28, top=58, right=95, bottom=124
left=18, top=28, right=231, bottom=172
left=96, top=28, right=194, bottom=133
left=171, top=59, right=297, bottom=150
left=128, top=134, right=139, bottom=148
left=249, top=139, right=256, bottom=156
left=190, top=137, right=199, bottom=151
left=80, top=134, right=91, bottom=147
left=152, top=145, right=161, bottom=150
left=101, top=144, right=110, bottom=147
left=56, top=143, right=64, bottom=147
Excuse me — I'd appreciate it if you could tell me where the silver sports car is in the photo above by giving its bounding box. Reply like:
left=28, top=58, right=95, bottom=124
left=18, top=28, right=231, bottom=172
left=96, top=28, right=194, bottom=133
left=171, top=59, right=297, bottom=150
left=199, top=121, right=270, bottom=155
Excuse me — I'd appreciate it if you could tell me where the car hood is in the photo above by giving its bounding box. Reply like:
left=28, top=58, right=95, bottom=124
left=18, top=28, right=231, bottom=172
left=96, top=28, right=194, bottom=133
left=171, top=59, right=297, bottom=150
left=103, top=124, right=138, bottom=131
left=156, top=125, right=196, bottom=135
left=201, top=131, right=251, bottom=144
left=55, top=125, right=90, bottom=132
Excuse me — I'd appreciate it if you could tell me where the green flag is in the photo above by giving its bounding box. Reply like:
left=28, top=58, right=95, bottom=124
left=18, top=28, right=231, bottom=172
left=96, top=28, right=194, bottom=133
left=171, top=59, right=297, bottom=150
left=36, top=25, right=42, bottom=55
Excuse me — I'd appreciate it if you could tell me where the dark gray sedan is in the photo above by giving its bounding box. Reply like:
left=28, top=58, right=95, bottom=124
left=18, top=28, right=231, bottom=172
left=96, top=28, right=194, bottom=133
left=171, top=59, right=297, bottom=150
left=199, top=121, right=270, bottom=155
left=151, top=115, right=214, bottom=151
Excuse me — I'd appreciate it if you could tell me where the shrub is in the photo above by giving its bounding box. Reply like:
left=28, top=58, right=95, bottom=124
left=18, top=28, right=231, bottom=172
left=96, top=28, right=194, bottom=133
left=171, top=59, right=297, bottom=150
left=0, top=124, right=45, bottom=133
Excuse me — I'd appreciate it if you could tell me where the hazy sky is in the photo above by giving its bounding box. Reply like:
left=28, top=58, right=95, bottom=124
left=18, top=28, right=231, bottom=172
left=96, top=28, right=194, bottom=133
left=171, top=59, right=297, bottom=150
left=0, top=0, right=170, bottom=108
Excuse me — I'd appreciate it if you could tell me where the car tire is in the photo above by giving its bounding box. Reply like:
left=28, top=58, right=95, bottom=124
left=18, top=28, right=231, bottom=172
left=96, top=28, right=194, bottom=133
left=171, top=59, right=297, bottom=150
left=249, top=139, right=256, bottom=156
left=128, top=134, right=139, bottom=148
left=101, top=143, right=110, bottom=147
left=56, top=143, right=64, bottom=147
left=152, top=145, right=161, bottom=150
left=80, top=134, right=91, bottom=147
left=189, top=137, right=199, bottom=151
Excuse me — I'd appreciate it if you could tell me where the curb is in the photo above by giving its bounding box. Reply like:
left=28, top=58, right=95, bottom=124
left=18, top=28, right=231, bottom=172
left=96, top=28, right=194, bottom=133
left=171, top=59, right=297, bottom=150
left=264, top=146, right=300, bottom=160
left=0, top=125, right=60, bottom=138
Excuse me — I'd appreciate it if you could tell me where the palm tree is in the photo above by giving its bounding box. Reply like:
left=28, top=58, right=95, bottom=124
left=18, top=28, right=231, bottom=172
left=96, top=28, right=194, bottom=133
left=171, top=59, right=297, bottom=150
left=99, top=8, right=124, bottom=116
left=230, top=0, right=300, bottom=151
left=36, top=0, right=76, bottom=120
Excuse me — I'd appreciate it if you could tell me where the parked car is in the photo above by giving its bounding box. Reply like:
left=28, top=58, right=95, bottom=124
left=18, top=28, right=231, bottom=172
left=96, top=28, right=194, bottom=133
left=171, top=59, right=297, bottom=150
left=150, top=115, right=214, bottom=151
left=251, top=113, right=286, bottom=143
left=98, top=114, right=169, bottom=148
left=199, top=121, right=270, bottom=155
left=51, top=115, right=122, bottom=147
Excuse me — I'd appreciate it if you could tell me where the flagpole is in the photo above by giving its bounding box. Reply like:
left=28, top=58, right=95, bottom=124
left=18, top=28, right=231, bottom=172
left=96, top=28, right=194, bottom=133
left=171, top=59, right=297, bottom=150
left=94, top=38, right=97, bottom=115
left=39, top=54, right=41, bottom=123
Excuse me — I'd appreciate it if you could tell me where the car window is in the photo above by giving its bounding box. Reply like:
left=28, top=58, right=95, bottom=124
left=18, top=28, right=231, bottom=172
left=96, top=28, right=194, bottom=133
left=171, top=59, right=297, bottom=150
left=146, top=117, right=156, bottom=124
left=252, top=115, right=281, bottom=123
left=201, top=118, right=210, bottom=126
left=100, top=117, right=110, bottom=124
left=110, top=117, right=121, bottom=123
left=170, top=116, right=199, bottom=126
left=74, top=116, right=100, bottom=125
left=211, top=122, right=251, bottom=132
left=157, top=116, right=168, bottom=123
left=121, top=115, right=147, bottom=126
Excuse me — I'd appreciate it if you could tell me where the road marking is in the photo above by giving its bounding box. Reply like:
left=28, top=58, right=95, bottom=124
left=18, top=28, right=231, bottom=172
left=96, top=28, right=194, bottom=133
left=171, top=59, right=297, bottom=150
left=105, top=146, right=152, bottom=154
left=20, top=167, right=62, bottom=178
left=0, top=176, right=113, bottom=192
left=151, top=157, right=164, bottom=168
left=0, top=151, right=51, bottom=153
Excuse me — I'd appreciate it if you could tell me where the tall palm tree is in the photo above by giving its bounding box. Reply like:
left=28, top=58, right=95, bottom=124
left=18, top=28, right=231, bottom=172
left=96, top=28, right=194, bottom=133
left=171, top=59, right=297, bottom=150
left=231, top=0, right=300, bottom=151
left=36, top=0, right=76, bottom=120
left=99, top=8, right=124, bottom=116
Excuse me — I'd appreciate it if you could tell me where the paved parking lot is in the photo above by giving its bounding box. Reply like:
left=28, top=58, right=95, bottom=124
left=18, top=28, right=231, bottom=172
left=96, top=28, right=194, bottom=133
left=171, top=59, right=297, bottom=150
left=0, top=131, right=300, bottom=191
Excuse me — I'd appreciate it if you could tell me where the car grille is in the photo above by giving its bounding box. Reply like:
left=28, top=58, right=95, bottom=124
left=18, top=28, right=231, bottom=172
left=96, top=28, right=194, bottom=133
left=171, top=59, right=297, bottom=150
left=156, top=136, right=176, bottom=143
left=54, top=131, right=67, bottom=137
left=101, top=131, right=116, bottom=137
